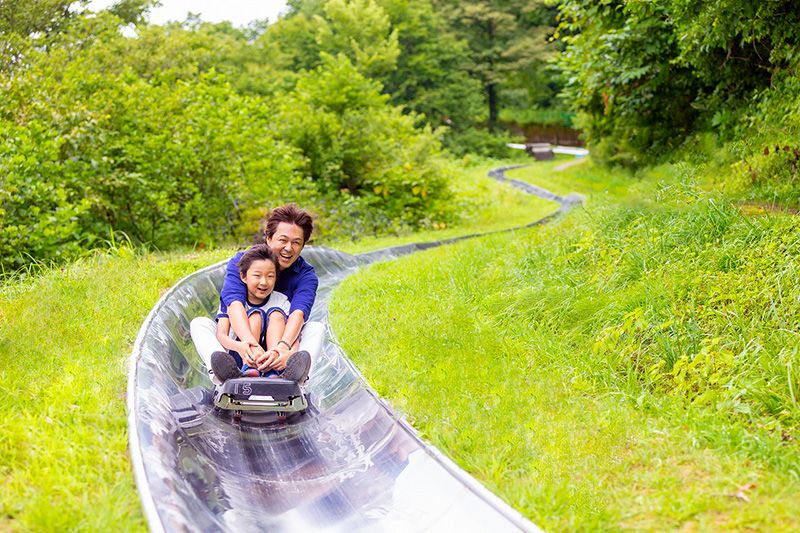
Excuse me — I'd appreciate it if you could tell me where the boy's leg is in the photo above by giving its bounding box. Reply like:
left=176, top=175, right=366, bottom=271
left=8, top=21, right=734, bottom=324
left=238, top=309, right=265, bottom=376
left=247, top=311, right=264, bottom=348
left=246, top=308, right=282, bottom=377
left=190, top=317, right=228, bottom=385
left=210, top=351, right=242, bottom=382
left=265, top=310, right=287, bottom=351
left=280, top=350, right=311, bottom=384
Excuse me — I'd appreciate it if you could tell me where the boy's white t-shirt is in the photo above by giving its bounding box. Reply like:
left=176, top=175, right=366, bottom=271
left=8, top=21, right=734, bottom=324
left=215, top=290, right=291, bottom=340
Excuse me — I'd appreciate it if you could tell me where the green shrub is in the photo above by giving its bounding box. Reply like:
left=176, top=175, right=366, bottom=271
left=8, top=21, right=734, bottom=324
left=274, top=54, right=452, bottom=239
left=0, top=16, right=302, bottom=271
left=443, top=127, right=520, bottom=159
left=0, top=9, right=464, bottom=270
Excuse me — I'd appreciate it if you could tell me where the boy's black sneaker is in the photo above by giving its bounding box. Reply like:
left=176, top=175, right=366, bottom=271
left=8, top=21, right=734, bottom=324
left=210, top=351, right=240, bottom=383
left=281, top=350, right=311, bottom=385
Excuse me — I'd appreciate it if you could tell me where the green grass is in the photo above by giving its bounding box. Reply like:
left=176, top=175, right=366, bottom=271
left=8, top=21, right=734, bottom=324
left=505, top=157, right=635, bottom=200
left=0, top=247, right=232, bottom=531
left=4, top=155, right=799, bottom=530
left=324, top=159, right=559, bottom=254
left=328, top=161, right=800, bottom=530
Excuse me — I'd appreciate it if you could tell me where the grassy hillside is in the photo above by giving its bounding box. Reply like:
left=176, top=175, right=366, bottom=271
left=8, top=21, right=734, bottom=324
left=0, top=248, right=233, bottom=531
left=6, top=153, right=796, bottom=530
left=329, top=160, right=800, bottom=530
left=0, top=157, right=550, bottom=531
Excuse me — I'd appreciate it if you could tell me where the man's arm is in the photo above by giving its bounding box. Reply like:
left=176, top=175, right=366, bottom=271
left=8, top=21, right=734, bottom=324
left=219, top=253, right=247, bottom=306
left=287, top=266, right=319, bottom=321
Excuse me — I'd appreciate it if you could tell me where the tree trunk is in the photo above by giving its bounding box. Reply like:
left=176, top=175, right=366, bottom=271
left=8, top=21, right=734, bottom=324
left=486, top=17, right=497, bottom=131
left=487, top=82, right=497, bottom=131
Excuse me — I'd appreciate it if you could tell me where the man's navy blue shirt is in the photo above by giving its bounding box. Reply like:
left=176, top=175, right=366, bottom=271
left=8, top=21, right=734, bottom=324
left=219, top=249, right=318, bottom=320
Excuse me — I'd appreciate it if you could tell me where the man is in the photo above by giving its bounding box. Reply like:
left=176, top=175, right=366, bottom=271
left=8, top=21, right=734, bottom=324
left=218, top=204, right=318, bottom=376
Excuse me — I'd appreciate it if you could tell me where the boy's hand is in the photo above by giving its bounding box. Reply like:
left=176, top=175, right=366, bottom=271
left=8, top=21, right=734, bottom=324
left=240, top=341, right=264, bottom=367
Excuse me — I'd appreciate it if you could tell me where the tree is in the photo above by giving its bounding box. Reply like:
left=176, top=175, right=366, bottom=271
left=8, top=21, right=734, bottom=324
left=0, top=0, right=77, bottom=71
left=433, top=0, right=557, bottom=131
left=261, top=0, right=485, bottom=151
left=273, top=54, right=451, bottom=237
left=556, top=0, right=800, bottom=166
left=379, top=0, right=483, bottom=138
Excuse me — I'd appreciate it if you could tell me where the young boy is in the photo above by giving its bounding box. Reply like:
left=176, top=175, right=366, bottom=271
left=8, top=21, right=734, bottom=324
left=211, top=244, right=310, bottom=384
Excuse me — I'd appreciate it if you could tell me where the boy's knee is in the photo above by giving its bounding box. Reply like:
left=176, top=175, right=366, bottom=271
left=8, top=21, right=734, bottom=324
left=248, top=312, right=263, bottom=326
left=268, top=309, right=286, bottom=322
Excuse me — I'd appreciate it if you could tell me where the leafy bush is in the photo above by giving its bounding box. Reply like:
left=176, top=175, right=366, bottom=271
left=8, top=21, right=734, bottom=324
left=557, top=0, right=800, bottom=167
left=0, top=10, right=459, bottom=271
left=0, top=14, right=302, bottom=271
left=273, top=54, right=452, bottom=239
left=443, top=127, right=520, bottom=158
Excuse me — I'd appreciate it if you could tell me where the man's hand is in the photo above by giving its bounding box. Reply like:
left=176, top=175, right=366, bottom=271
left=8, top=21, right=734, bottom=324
left=256, top=349, right=278, bottom=371
left=257, top=348, right=292, bottom=371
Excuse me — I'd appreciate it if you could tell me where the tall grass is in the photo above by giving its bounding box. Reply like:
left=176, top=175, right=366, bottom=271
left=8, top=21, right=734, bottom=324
left=329, top=161, right=800, bottom=529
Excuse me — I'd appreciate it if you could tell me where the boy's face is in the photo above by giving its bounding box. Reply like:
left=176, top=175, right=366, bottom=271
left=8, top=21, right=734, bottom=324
left=240, top=259, right=277, bottom=303
left=266, top=222, right=305, bottom=270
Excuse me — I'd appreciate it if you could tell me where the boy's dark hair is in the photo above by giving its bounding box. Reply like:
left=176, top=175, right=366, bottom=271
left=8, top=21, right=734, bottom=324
left=238, top=244, right=278, bottom=276
left=264, top=204, right=314, bottom=243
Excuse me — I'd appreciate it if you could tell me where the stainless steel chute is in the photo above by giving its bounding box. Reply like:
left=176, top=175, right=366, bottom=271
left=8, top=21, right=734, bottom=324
left=127, top=165, right=578, bottom=531
left=128, top=247, right=538, bottom=531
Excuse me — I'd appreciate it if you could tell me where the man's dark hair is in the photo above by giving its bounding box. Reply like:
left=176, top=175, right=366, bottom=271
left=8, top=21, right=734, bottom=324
left=238, top=244, right=278, bottom=276
left=264, top=204, right=314, bottom=243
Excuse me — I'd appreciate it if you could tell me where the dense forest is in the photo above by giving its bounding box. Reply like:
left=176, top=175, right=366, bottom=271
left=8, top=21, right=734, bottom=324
left=3, top=0, right=797, bottom=273
left=0, top=0, right=566, bottom=271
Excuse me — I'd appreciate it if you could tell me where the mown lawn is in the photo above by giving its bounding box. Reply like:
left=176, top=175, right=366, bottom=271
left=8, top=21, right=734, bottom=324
left=329, top=161, right=800, bottom=530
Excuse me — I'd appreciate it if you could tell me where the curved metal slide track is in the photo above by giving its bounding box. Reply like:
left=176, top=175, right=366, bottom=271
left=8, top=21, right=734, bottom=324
left=128, top=166, right=580, bottom=531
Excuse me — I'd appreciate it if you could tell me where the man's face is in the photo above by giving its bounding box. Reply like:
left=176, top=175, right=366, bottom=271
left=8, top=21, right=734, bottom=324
left=266, top=222, right=305, bottom=270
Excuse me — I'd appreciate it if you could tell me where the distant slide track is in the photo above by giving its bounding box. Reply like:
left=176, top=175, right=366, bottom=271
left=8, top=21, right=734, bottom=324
left=127, top=166, right=581, bottom=531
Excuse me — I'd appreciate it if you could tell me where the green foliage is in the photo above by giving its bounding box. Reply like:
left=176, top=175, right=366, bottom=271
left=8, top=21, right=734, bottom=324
left=0, top=0, right=76, bottom=67
left=315, top=0, right=400, bottom=78
left=329, top=159, right=557, bottom=253
left=0, top=12, right=301, bottom=271
left=557, top=2, right=700, bottom=166
left=434, top=0, right=560, bottom=131
left=727, top=144, right=800, bottom=209
left=0, top=246, right=233, bottom=531
left=266, top=0, right=488, bottom=153
left=557, top=0, right=800, bottom=168
left=255, top=0, right=401, bottom=79
left=377, top=0, right=483, bottom=136
left=444, top=127, right=519, bottom=158
left=0, top=4, right=463, bottom=271
left=274, top=54, right=451, bottom=237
